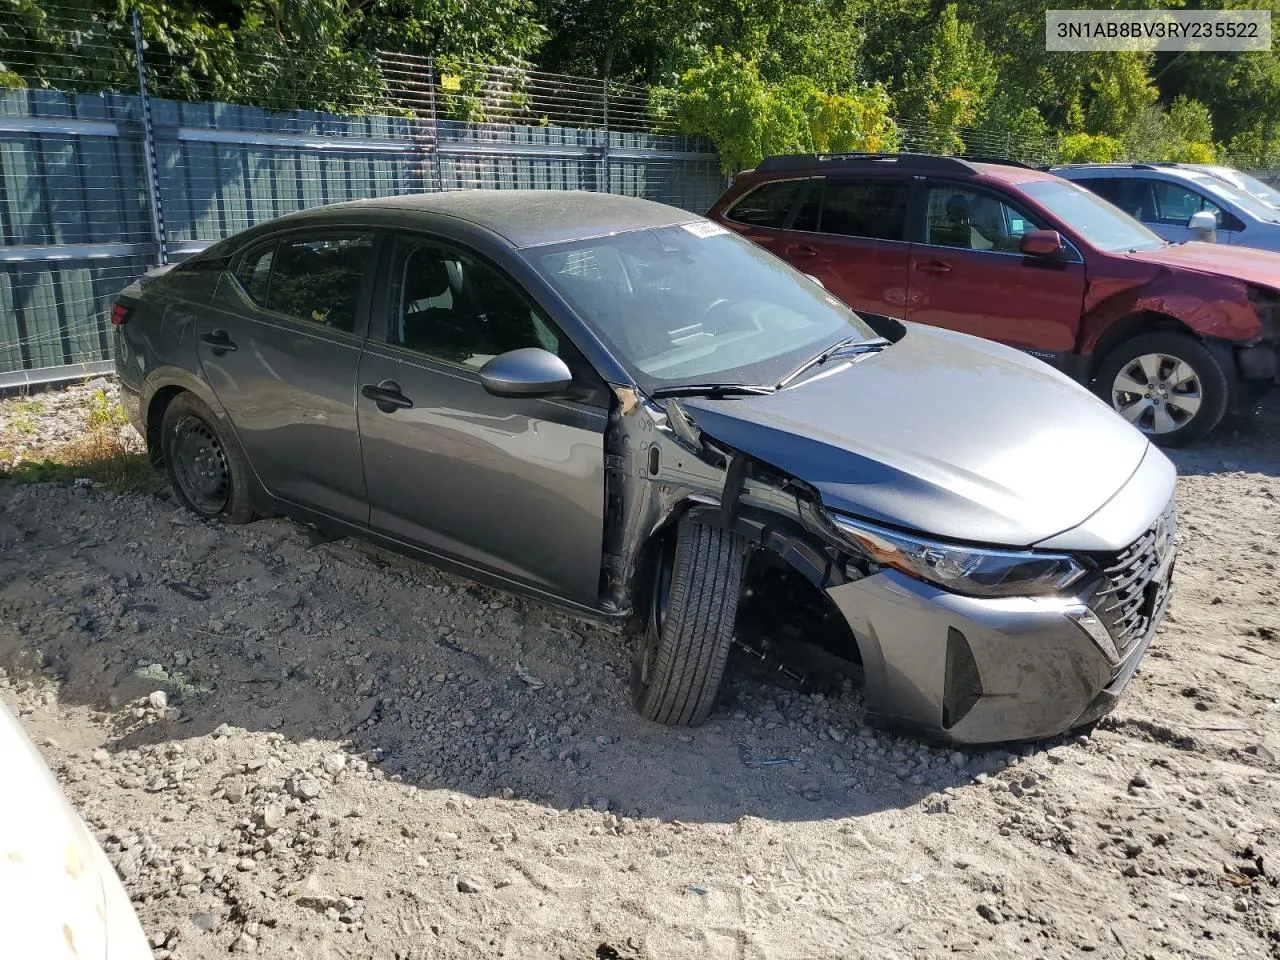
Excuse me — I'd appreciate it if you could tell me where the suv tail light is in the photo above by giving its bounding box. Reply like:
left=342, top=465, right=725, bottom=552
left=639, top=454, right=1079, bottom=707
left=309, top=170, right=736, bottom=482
left=110, top=303, right=129, bottom=327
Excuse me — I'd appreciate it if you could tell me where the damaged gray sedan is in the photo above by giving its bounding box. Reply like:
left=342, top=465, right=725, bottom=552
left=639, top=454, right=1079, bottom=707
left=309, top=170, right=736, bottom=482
left=113, top=191, right=1177, bottom=745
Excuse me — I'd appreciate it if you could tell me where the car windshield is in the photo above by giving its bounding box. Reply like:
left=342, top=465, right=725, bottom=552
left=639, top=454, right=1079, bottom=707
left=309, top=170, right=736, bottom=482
left=1189, top=173, right=1280, bottom=223
left=1022, top=178, right=1166, bottom=252
left=526, top=223, right=877, bottom=392
left=1219, top=169, right=1280, bottom=210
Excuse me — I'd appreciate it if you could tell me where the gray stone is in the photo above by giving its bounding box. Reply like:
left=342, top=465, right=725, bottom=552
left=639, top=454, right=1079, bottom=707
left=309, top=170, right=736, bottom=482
left=354, top=697, right=380, bottom=726
left=290, top=777, right=323, bottom=801
left=456, top=878, right=482, bottom=894
left=147, top=690, right=168, bottom=711
left=321, top=753, right=347, bottom=777
left=191, top=913, right=217, bottom=934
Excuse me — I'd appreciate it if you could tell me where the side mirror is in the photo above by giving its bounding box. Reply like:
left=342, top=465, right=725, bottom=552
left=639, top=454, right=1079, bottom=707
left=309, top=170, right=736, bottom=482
left=478, top=347, right=573, bottom=398
left=1188, top=210, right=1218, bottom=243
left=1020, top=229, right=1064, bottom=256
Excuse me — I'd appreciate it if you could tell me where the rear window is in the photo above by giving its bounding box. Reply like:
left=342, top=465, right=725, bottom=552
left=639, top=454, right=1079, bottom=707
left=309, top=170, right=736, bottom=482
left=725, top=180, right=806, bottom=228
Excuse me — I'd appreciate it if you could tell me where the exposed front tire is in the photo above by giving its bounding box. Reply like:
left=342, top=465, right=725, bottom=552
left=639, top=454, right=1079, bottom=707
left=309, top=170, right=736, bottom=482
left=161, top=393, right=256, bottom=523
left=1093, top=332, right=1229, bottom=447
left=631, top=519, right=744, bottom=727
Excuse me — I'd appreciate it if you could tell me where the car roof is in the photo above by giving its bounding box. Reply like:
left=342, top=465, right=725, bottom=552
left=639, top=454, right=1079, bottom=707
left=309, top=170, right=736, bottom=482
left=741, top=153, right=1062, bottom=188
left=258, top=190, right=698, bottom=248
left=1051, top=163, right=1209, bottom=183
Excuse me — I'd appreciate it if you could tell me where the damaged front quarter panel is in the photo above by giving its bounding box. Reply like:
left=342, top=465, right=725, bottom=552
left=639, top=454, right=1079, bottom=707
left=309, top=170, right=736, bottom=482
left=600, top=385, right=864, bottom=617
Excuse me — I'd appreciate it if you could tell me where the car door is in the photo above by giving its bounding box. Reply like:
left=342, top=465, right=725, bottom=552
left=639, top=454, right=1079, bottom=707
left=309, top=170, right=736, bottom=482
left=197, top=230, right=376, bottom=522
left=904, top=181, right=1087, bottom=359
left=357, top=232, right=609, bottom=606
left=786, top=176, right=912, bottom=318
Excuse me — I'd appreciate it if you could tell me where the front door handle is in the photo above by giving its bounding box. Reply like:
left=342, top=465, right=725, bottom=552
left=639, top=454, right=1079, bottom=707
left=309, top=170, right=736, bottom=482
left=362, top=380, right=413, bottom=413
left=200, top=329, right=237, bottom=354
left=787, top=243, right=819, bottom=259
left=915, top=259, right=952, bottom=275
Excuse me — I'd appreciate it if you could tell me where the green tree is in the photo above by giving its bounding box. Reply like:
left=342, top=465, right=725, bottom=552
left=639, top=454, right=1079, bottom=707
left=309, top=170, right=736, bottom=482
left=896, top=4, right=996, bottom=153
left=673, top=48, right=897, bottom=172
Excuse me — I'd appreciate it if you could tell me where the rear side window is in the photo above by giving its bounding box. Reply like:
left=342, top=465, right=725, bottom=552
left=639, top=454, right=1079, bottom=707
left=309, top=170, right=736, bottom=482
left=819, top=180, right=910, bottom=241
left=726, top=180, right=805, bottom=228
left=236, top=234, right=375, bottom=332
left=236, top=243, right=275, bottom=304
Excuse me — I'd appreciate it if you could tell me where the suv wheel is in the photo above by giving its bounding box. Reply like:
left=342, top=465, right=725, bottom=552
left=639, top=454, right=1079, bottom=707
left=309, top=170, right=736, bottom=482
left=1094, top=332, right=1229, bottom=446
left=631, top=519, right=744, bottom=727
left=161, top=393, right=257, bottom=523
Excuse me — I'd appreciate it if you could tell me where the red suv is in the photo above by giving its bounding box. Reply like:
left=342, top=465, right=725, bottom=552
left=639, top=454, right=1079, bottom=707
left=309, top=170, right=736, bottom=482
left=708, top=153, right=1280, bottom=445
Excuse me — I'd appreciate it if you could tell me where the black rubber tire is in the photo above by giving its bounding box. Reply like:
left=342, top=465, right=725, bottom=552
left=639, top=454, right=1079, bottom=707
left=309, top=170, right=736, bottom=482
left=160, top=392, right=256, bottom=523
left=1093, top=332, right=1230, bottom=447
left=631, top=519, right=744, bottom=727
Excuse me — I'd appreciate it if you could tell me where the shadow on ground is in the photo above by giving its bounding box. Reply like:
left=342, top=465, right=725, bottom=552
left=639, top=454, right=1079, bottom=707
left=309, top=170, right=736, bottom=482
left=0, top=482, right=1013, bottom=826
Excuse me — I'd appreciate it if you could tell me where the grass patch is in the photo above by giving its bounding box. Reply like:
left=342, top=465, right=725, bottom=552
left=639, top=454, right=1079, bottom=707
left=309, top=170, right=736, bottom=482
left=0, top=387, right=161, bottom=494
left=5, top=399, right=44, bottom=436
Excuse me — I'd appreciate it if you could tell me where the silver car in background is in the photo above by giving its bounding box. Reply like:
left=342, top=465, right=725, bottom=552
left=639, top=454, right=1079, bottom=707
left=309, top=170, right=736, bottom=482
left=1052, top=162, right=1280, bottom=252
left=113, top=191, right=1176, bottom=744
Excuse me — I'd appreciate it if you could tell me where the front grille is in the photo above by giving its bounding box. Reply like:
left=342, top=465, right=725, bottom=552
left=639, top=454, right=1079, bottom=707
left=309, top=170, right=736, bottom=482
left=1092, top=499, right=1177, bottom=660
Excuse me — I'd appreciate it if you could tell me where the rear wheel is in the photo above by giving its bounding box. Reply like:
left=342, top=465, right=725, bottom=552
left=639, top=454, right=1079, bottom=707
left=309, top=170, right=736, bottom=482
left=161, top=393, right=256, bottom=523
left=1094, top=332, right=1229, bottom=447
left=631, top=520, right=744, bottom=727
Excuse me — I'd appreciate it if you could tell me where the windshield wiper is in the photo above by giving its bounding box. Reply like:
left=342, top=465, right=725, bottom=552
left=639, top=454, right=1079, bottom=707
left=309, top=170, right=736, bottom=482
left=776, top=335, right=890, bottom=389
left=649, top=383, right=776, bottom=399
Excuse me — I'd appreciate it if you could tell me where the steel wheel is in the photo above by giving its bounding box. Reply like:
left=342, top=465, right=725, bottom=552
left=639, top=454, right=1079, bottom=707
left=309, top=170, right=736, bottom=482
left=169, top=415, right=230, bottom=514
left=1110, top=352, right=1204, bottom=436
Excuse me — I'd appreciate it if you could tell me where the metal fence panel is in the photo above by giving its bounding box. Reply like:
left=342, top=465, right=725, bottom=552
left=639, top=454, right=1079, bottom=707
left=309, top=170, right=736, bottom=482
left=0, top=21, right=720, bottom=384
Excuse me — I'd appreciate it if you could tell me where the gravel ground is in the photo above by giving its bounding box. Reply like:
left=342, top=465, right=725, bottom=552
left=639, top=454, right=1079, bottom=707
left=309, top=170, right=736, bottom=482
left=0, top=383, right=1278, bottom=959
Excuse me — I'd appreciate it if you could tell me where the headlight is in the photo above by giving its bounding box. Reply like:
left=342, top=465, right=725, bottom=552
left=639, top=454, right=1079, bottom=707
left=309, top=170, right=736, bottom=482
left=830, top=514, right=1087, bottom=598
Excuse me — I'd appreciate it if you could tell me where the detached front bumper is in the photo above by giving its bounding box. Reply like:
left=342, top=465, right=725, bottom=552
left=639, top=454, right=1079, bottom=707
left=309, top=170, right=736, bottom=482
left=827, top=566, right=1167, bottom=745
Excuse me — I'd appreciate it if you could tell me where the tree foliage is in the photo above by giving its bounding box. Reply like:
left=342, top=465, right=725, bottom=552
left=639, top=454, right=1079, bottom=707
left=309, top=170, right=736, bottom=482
left=673, top=49, right=896, bottom=172
left=1, top=0, right=1277, bottom=167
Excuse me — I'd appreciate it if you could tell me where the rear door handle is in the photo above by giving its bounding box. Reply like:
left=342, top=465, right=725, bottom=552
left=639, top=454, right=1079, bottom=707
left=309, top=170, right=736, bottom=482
left=787, top=244, right=819, bottom=259
left=199, top=329, right=237, bottom=353
left=915, top=260, right=951, bottom=275
left=361, top=380, right=413, bottom=413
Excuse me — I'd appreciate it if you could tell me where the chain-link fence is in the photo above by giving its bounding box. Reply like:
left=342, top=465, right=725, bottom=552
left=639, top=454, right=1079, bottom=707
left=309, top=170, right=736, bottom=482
left=0, top=6, right=720, bottom=384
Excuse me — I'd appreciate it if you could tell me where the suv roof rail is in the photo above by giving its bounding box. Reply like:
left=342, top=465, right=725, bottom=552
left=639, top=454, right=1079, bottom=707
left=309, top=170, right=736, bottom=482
left=755, top=152, right=976, bottom=175
left=960, top=155, right=1036, bottom=170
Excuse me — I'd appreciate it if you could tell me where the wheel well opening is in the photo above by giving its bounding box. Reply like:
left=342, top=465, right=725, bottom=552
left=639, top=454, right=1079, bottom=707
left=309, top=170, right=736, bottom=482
left=145, top=386, right=186, bottom=465
left=732, top=547, right=863, bottom=695
left=1088, top=311, right=1194, bottom=381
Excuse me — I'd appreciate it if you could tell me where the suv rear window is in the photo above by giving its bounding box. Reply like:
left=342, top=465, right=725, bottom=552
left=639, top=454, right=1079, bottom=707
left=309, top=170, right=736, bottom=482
left=726, top=180, right=806, bottom=228
left=819, top=180, right=910, bottom=241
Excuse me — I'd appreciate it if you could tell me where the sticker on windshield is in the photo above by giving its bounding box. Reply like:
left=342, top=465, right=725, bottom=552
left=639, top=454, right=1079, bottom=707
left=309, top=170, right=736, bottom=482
left=681, top=221, right=729, bottom=238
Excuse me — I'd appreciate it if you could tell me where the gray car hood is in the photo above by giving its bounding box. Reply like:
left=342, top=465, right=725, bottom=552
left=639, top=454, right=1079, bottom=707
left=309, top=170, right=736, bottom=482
left=681, top=324, right=1151, bottom=548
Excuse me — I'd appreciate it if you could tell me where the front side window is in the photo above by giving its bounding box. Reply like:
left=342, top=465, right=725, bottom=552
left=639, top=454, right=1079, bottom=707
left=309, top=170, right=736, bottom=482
left=925, top=185, right=1041, bottom=253
left=820, top=180, right=910, bottom=241
left=385, top=237, right=563, bottom=369
left=725, top=180, right=806, bottom=228
left=529, top=223, right=876, bottom=392
left=257, top=234, right=375, bottom=332
left=1150, top=181, right=1222, bottom=226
